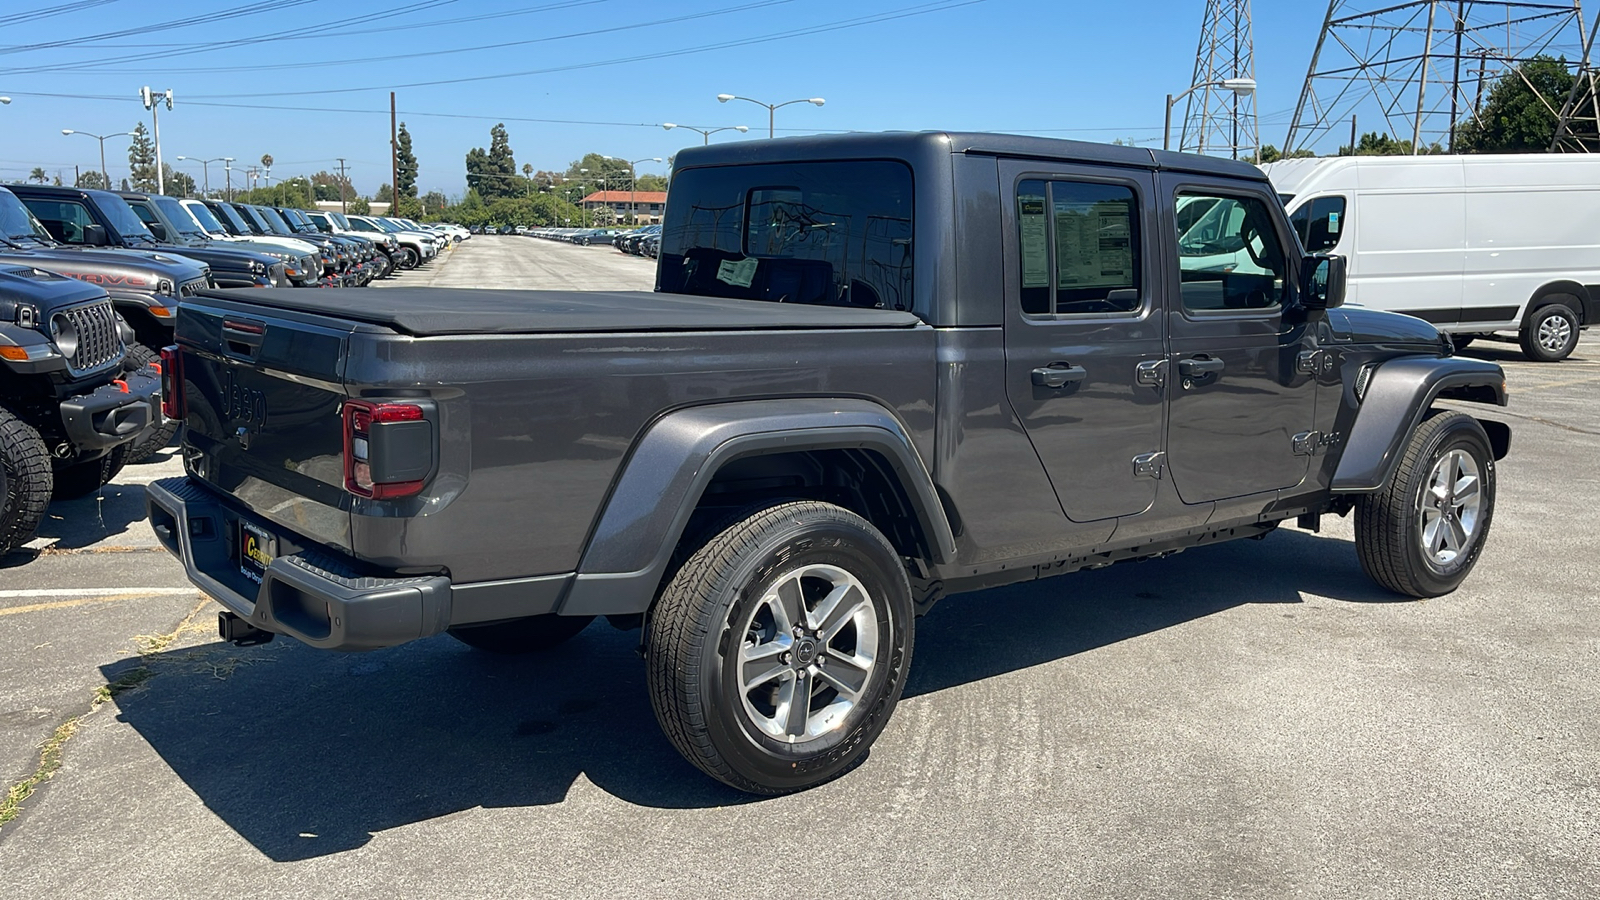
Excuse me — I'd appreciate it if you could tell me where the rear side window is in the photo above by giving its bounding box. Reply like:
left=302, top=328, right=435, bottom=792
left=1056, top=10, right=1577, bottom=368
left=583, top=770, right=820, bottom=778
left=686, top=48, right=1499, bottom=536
left=1016, top=179, right=1142, bottom=316
left=658, top=160, right=914, bottom=312
left=22, top=198, right=96, bottom=244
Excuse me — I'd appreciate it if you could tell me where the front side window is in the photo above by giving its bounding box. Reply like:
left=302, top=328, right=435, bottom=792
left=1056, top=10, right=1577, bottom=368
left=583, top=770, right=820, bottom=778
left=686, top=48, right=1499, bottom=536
left=1175, top=192, right=1288, bottom=312
left=658, top=160, right=913, bottom=311
left=1017, top=179, right=1141, bottom=316
left=22, top=198, right=97, bottom=244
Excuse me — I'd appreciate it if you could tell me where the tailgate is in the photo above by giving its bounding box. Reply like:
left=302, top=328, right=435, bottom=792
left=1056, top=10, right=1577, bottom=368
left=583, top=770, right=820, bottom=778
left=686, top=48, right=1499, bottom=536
left=176, top=299, right=356, bottom=551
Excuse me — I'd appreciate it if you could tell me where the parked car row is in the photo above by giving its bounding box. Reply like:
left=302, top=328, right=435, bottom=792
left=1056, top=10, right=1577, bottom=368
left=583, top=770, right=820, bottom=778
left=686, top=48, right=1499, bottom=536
left=614, top=224, right=661, bottom=258
left=523, top=226, right=622, bottom=246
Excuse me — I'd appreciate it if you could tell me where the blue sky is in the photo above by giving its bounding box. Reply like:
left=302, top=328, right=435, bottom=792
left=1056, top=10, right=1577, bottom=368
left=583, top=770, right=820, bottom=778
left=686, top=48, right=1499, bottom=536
left=1, top=1, right=1338, bottom=196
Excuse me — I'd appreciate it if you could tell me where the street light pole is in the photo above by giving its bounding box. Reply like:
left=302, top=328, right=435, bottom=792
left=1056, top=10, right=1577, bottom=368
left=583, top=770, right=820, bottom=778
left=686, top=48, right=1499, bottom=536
left=609, top=156, right=662, bottom=225
left=662, top=123, right=750, bottom=145
left=62, top=129, right=131, bottom=187
left=716, top=95, right=824, bottom=138
left=223, top=158, right=235, bottom=201
left=139, top=87, right=174, bottom=194
left=1163, top=78, right=1256, bottom=154
left=176, top=156, right=231, bottom=198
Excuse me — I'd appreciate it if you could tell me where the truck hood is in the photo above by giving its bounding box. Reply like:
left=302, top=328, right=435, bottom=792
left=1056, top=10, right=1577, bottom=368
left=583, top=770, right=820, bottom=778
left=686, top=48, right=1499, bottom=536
left=0, top=262, right=107, bottom=318
left=1329, top=307, right=1448, bottom=350
left=198, top=287, right=926, bottom=336
left=0, top=245, right=208, bottom=286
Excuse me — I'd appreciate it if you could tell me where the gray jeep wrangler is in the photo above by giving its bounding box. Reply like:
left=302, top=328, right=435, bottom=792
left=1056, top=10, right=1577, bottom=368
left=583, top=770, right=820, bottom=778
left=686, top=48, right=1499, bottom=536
left=148, top=133, right=1510, bottom=794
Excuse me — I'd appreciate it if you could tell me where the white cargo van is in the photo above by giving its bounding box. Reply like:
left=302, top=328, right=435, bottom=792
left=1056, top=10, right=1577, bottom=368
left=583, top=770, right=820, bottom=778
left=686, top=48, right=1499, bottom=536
left=1261, top=154, right=1600, bottom=361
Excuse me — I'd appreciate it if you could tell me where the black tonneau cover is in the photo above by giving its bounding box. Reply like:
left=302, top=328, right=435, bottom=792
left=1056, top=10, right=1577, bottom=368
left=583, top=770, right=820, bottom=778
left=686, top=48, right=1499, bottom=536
left=196, top=288, right=925, bottom=336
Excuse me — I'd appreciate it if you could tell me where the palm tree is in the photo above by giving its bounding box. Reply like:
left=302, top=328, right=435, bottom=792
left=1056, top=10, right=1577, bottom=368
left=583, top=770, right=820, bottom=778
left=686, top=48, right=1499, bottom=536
left=28, top=167, right=47, bottom=184
left=261, top=153, right=273, bottom=185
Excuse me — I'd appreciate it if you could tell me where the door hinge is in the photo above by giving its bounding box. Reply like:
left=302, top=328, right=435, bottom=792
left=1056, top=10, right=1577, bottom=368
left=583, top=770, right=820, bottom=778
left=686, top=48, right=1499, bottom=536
left=1135, top=359, right=1167, bottom=388
left=1133, top=451, right=1165, bottom=479
left=1296, top=350, right=1321, bottom=374
left=1292, top=431, right=1319, bottom=455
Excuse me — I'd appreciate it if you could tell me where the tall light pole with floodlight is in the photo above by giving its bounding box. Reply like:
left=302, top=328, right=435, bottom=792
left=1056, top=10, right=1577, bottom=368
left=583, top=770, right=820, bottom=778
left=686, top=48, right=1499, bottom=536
left=716, top=94, right=824, bottom=138
left=662, top=123, right=749, bottom=145
left=139, top=86, right=174, bottom=194
left=1164, top=78, right=1257, bottom=156
left=62, top=129, right=131, bottom=186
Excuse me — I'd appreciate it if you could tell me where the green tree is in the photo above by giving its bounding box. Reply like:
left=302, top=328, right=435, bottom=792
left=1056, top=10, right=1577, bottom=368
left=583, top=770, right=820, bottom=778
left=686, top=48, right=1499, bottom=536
left=420, top=190, right=448, bottom=216
left=311, top=170, right=353, bottom=203
left=229, top=180, right=316, bottom=210
left=391, top=196, right=424, bottom=219
left=465, top=123, right=519, bottom=201
left=348, top=195, right=371, bottom=215
left=28, top=167, right=47, bottom=183
left=1455, top=55, right=1589, bottom=152
left=128, top=123, right=157, bottom=191
left=160, top=163, right=196, bottom=198
left=1252, top=144, right=1317, bottom=165
left=76, top=170, right=109, bottom=190
left=375, top=183, right=394, bottom=204
left=260, top=154, right=274, bottom=180
left=396, top=122, right=419, bottom=200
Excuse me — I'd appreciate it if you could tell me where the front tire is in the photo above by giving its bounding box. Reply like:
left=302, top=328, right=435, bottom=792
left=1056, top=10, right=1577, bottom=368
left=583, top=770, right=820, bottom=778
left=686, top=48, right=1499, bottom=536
left=397, top=247, right=419, bottom=270
left=123, top=342, right=179, bottom=464
left=1519, top=303, right=1580, bottom=362
left=1356, top=411, right=1496, bottom=598
left=647, top=501, right=914, bottom=795
left=447, top=614, right=594, bottom=654
left=0, top=408, right=51, bottom=556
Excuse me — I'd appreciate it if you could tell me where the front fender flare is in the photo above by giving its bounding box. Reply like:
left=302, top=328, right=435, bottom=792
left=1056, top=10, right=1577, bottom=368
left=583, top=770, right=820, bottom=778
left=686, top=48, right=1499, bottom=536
left=1331, top=355, right=1508, bottom=493
left=560, top=398, right=954, bottom=617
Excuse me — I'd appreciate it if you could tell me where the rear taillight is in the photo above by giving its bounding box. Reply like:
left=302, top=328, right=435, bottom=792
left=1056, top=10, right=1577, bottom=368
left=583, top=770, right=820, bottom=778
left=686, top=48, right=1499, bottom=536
left=159, top=345, right=183, bottom=420
left=343, top=400, right=433, bottom=499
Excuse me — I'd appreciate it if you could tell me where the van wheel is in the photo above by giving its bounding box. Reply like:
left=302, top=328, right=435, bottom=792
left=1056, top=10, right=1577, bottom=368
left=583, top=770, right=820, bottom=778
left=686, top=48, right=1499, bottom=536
left=646, top=501, right=913, bottom=795
left=0, top=408, right=51, bottom=556
left=1519, top=303, right=1580, bottom=361
left=1355, top=412, right=1495, bottom=598
left=122, top=342, right=179, bottom=464
left=1449, top=335, right=1475, bottom=351
left=448, top=614, right=594, bottom=654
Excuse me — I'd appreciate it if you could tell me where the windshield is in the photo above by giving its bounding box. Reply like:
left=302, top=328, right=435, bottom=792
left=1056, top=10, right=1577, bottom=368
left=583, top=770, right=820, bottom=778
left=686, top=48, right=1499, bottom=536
left=332, top=212, right=351, bottom=229
left=254, top=206, right=293, bottom=234
left=658, top=161, right=914, bottom=311
left=0, top=189, right=54, bottom=242
left=184, top=201, right=228, bottom=235
left=210, top=203, right=250, bottom=234
left=233, top=205, right=268, bottom=234
left=375, top=219, right=404, bottom=233
left=91, top=191, right=158, bottom=242
left=152, top=195, right=207, bottom=237
left=280, top=208, right=314, bottom=231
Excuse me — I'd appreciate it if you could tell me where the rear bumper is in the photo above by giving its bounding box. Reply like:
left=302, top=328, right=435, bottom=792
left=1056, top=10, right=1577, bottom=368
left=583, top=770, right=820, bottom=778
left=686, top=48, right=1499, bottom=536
left=59, top=365, right=161, bottom=452
left=146, top=477, right=452, bottom=652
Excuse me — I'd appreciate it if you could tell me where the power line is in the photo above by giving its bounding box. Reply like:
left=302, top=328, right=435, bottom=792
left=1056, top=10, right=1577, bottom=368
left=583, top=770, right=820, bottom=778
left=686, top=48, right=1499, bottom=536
left=0, top=0, right=123, bottom=28
left=183, top=0, right=985, bottom=99
left=0, top=0, right=321, bottom=57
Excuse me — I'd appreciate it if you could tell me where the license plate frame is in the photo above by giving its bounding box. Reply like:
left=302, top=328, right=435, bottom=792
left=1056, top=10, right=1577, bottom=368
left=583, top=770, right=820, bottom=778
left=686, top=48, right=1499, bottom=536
left=238, top=519, right=276, bottom=579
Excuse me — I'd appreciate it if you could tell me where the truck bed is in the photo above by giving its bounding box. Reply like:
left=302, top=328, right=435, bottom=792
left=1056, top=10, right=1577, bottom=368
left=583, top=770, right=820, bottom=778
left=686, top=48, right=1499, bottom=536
left=197, top=287, right=925, bottom=336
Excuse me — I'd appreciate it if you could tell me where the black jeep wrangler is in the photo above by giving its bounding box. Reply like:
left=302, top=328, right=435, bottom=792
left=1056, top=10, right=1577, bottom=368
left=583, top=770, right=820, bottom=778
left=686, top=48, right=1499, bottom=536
left=149, top=133, right=1510, bottom=794
left=2, top=264, right=162, bottom=554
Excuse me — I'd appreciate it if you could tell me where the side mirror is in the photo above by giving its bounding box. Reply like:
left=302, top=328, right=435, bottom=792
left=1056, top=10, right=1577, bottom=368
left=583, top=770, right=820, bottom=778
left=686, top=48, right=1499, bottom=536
left=1301, top=254, right=1346, bottom=310
left=81, top=223, right=109, bottom=246
left=147, top=222, right=168, bottom=241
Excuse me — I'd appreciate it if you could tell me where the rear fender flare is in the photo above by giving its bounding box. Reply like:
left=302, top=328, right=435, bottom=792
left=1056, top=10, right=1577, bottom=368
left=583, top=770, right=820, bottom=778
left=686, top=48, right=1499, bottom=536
left=560, top=398, right=954, bottom=617
left=1331, top=355, right=1509, bottom=494
left=1525, top=281, right=1592, bottom=327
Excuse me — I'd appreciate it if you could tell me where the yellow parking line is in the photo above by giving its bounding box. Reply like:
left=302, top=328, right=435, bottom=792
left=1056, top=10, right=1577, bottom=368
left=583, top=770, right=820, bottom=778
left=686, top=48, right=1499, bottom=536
left=0, top=591, right=201, bottom=617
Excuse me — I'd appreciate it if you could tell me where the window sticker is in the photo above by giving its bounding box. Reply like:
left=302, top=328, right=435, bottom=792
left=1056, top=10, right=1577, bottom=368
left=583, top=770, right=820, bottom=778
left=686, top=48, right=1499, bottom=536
left=1019, top=194, right=1049, bottom=288
left=716, top=257, right=759, bottom=288
left=1327, top=211, right=1340, bottom=233
left=1055, top=202, right=1133, bottom=289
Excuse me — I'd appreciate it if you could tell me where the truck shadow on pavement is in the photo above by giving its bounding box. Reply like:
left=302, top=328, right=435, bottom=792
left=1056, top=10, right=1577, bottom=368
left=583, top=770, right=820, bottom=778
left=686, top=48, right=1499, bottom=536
left=99, top=528, right=1399, bottom=861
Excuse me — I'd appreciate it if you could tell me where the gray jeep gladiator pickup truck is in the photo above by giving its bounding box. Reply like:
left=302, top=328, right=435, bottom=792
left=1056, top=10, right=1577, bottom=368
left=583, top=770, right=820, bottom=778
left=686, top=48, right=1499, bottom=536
left=148, top=133, right=1510, bottom=794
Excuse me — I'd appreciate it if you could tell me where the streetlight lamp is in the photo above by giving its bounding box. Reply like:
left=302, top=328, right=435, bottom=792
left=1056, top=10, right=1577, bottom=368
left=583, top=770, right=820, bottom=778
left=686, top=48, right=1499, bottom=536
left=62, top=129, right=131, bottom=187
left=662, top=123, right=750, bottom=145
left=139, top=86, right=174, bottom=194
left=1163, top=78, right=1256, bottom=156
left=607, top=156, right=662, bottom=225
left=175, top=156, right=230, bottom=198
left=716, top=94, right=824, bottom=139
left=221, top=157, right=237, bottom=201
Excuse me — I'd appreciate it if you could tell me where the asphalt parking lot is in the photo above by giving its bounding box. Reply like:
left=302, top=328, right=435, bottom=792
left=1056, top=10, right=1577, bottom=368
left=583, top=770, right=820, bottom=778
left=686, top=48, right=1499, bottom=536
left=2, top=235, right=1597, bottom=899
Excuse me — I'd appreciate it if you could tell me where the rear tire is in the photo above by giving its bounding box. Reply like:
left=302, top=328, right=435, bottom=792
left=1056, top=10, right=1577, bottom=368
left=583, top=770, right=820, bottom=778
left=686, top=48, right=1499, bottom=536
left=447, top=614, right=594, bottom=654
left=646, top=500, right=914, bottom=795
left=1356, top=412, right=1495, bottom=598
left=122, top=342, right=179, bottom=464
left=1519, top=302, right=1580, bottom=362
left=0, top=408, right=52, bottom=556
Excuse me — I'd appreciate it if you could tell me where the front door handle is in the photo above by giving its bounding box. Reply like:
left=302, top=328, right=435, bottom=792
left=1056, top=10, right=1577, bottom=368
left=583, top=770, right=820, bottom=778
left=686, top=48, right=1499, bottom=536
left=1177, top=357, right=1225, bottom=378
left=1031, top=364, right=1088, bottom=389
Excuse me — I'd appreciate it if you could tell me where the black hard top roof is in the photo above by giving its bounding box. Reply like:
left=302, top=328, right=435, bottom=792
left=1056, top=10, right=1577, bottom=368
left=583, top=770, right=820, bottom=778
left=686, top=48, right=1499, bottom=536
left=673, top=131, right=1266, bottom=181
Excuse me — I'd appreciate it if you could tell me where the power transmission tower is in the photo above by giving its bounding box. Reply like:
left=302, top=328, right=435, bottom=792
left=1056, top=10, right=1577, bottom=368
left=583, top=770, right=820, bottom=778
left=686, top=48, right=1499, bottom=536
left=1551, top=7, right=1600, bottom=149
left=1180, top=0, right=1260, bottom=160
left=1285, top=1, right=1591, bottom=155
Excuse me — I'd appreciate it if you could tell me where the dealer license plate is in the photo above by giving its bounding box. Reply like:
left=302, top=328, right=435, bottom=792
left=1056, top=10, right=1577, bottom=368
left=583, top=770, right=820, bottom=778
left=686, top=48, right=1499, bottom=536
left=239, top=520, right=275, bottom=581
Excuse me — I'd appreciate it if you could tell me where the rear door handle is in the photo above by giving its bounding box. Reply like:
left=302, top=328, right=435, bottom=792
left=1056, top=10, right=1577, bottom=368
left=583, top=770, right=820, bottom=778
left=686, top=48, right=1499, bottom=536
left=1177, top=357, right=1225, bottom=378
left=1031, top=364, right=1088, bottom=389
